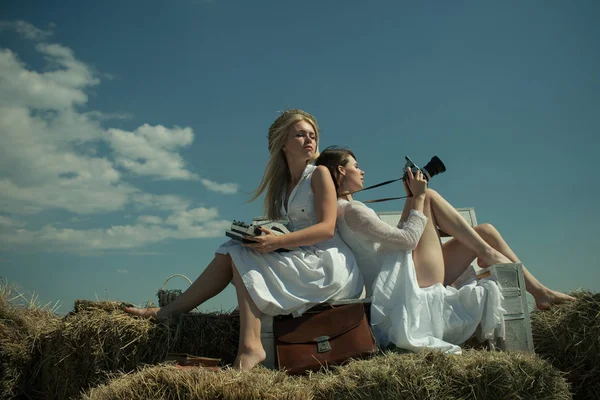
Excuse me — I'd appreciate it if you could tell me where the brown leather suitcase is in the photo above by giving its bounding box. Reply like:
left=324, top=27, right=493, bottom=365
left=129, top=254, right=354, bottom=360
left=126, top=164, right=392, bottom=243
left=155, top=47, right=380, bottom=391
left=274, top=303, right=377, bottom=375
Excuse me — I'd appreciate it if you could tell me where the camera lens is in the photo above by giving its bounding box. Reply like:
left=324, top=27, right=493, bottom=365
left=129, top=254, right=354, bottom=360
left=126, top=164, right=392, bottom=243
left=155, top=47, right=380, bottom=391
left=423, top=156, right=446, bottom=181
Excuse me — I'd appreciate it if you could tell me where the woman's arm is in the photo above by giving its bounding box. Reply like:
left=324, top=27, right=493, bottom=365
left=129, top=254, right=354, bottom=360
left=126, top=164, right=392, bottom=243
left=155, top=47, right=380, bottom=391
left=344, top=202, right=428, bottom=250
left=399, top=170, right=426, bottom=224
left=344, top=168, right=428, bottom=250
left=399, top=193, right=413, bottom=224
left=244, top=166, right=338, bottom=253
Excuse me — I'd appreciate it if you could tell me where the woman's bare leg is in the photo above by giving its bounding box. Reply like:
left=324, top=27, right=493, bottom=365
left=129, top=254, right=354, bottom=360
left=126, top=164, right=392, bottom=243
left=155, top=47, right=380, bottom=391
left=412, top=194, right=446, bottom=287
left=125, top=254, right=234, bottom=320
left=440, top=224, right=517, bottom=286
left=473, top=224, right=575, bottom=310
left=426, top=189, right=512, bottom=267
left=231, top=264, right=266, bottom=370
left=440, top=237, right=478, bottom=286
left=426, top=189, right=575, bottom=309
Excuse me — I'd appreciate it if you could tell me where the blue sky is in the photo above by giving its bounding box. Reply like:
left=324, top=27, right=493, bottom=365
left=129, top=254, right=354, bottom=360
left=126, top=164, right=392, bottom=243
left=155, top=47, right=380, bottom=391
left=0, top=0, right=598, bottom=314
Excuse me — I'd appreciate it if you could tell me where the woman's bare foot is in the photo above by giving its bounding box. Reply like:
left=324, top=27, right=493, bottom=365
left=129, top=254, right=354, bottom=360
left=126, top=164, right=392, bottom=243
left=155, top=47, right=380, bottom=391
left=233, top=346, right=266, bottom=371
left=532, top=288, right=576, bottom=310
left=476, top=249, right=513, bottom=269
left=124, top=306, right=168, bottom=321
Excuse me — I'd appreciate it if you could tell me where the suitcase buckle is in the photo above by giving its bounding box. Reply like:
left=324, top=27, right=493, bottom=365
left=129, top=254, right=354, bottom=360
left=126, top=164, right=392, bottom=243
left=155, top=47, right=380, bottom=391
left=315, top=336, right=331, bottom=353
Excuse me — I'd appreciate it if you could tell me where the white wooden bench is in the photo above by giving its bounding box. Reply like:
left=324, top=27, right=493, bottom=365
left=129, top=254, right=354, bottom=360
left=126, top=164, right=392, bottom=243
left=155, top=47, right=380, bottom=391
left=473, top=263, right=534, bottom=352
left=259, top=208, right=533, bottom=369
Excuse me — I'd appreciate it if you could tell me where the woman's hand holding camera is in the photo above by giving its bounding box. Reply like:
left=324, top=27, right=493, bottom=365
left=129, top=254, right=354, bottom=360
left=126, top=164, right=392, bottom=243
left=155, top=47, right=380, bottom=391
left=403, top=168, right=427, bottom=198
left=242, top=227, right=281, bottom=254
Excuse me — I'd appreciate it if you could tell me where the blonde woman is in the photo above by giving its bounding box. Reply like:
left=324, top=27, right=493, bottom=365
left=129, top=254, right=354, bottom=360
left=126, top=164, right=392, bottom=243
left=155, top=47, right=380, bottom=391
left=316, top=146, right=574, bottom=353
left=126, top=111, right=363, bottom=370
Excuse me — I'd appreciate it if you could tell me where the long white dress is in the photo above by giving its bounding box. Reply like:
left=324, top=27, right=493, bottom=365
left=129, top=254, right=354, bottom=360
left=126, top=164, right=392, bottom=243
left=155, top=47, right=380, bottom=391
left=336, top=199, right=505, bottom=354
left=216, top=165, right=364, bottom=317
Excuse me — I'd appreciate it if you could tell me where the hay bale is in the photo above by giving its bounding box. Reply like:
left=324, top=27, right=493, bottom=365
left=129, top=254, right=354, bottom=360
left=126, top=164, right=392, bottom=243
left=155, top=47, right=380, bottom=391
left=0, top=306, right=31, bottom=400
left=83, top=351, right=571, bottom=400
left=83, top=364, right=309, bottom=400
left=171, top=310, right=239, bottom=365
left=32, top=301, right=240, bottom=399
left=36, top=303, right=172, bottom=399
left=73, top=299, right=132, bottom=313
left=3, top=292, right=587, bottom=400
left=531, top=291, right=600, bottom=400
left=0, top=282, right=60, bottom=400
left=311, top=350, right=571, bottom=400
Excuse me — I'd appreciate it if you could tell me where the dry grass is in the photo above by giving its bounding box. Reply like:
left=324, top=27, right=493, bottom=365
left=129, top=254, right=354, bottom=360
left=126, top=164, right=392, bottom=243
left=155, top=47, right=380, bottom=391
left=34, top=301, right=241, bottom=399
left=35, top=302, right=172, bottom=399
left=170, top=309, right=239, bottom=365
left=3, top=282, right=598, bottom=400
left=0, top=282, right=242, bottom=399
left=311, top=350, right=571, bottom=400
left=531, top=290, right=600, bottom=400
left=83, top=365, right=309, bottom=400
left=82, top=351, right=571, bottom=400
left=0, top=280, right=61, bottom=400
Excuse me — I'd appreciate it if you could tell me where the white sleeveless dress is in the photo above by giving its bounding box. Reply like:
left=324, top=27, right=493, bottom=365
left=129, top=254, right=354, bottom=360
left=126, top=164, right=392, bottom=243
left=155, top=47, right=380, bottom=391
left=216, top=165, right=364, bottom=317
left=336, top=199, right=505, bottom=354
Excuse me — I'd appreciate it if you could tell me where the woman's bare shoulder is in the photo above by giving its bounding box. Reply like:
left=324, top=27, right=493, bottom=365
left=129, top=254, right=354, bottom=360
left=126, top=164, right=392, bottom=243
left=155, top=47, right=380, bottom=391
left=311, top=165, right=335, bottom=192
left=312, top=164, right=330, bottom=178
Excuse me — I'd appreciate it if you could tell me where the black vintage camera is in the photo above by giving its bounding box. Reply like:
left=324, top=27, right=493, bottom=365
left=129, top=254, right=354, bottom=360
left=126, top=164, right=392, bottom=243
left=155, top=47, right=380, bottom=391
left=403, top=156, right=446, bottom=181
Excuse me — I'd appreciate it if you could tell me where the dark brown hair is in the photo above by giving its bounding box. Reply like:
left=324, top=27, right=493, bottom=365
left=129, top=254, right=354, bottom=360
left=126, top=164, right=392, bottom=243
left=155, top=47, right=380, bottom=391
left=315, top=146, right=357, bottom=194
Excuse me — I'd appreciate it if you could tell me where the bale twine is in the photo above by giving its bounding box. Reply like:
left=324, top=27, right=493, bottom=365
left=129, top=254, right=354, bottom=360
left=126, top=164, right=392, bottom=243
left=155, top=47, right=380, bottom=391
left=156, top=274, right=193, bottom=308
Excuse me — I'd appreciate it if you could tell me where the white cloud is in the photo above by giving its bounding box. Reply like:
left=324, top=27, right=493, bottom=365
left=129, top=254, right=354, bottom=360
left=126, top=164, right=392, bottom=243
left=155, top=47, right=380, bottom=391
left=37, top=43, right=100, bottom=91
left=137, top=215, right=163, bottom=224
left=0, top=20, right=54, bottom=41
left=107, top=124, right=198, bottom=180
left=0, top=21, right=239, bottom=252
left=0, top=215, right=231, bottom=251
left=0, top=47, right=130, bottom=215
left=0, top=175, right=133, bottom=216
left=165, top=207, right=220, bottom=227
left=131, top=193, right=191, bottom=212
left=0, top=46, right=98, bottom=111
left=0, top=216, right=25, bottom=228
left=0, top=107, right=107, bottom=181
left=201, top=178, right=239, bottom=194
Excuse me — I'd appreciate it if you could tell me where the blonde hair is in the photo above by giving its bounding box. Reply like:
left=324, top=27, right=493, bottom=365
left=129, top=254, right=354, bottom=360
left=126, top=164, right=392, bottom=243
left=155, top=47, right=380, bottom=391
left=249, top=109, right=320, bottom=220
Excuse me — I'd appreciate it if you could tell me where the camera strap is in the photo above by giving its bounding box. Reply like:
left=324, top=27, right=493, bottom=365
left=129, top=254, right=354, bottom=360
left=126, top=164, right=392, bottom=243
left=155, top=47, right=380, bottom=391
left=340, top=155, right=442, bottom=203
left=343, top=177, right=413, bottom=204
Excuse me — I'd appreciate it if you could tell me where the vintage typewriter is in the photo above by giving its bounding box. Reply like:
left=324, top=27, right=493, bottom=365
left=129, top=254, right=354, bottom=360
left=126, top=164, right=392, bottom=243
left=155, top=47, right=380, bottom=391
left=226, top=220, right=295, bottom=252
